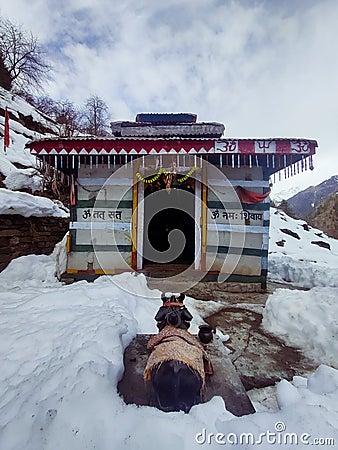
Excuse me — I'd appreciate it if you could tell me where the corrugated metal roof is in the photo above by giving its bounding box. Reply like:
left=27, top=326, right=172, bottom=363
left=134, top=113, right=197, bottom=123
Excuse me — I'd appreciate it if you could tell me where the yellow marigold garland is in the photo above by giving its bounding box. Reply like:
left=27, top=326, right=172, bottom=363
left=136, top=168, right=167, bottom=183
left=136, top=166, right=198, bottom=184
left=177, top=166, right=198, bottom=183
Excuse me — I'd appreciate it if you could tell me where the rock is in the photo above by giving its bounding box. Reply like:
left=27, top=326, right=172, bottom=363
left=311, top=240, right=330, bottom=250
left=280, top=228, right=300, bottom=240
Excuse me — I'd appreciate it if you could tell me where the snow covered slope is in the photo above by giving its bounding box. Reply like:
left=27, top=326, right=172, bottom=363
left=269, top=207, right=338, bottom=288
left=0, top=87, right=58, bottom=191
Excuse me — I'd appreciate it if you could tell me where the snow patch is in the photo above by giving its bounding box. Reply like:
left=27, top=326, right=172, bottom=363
left=262, top=287, right=338, bottom=368
left=268, top=255, right=338, bottom=288
left=0, top=188, right=68, bottom=217
left=270, top=186, right=302, bottom=205
left=0, top=254, right=60, bottom=288
left=307, top=365, right=338, bottom=395
left=276, top=379, right=302, bottom=409
left=269, top=208, right=338, bottom=288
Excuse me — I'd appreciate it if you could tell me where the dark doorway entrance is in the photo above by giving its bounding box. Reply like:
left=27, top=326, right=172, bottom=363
left=143, top=177, right=195, bottom=267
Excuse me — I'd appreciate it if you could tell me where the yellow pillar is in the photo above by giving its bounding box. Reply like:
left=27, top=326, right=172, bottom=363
left=131, top=161, right=139, bottom=270
left=201, top=162, right=207, bottom=271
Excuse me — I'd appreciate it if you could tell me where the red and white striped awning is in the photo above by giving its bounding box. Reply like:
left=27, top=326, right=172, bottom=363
left=26, top=137, right=317, bottom=156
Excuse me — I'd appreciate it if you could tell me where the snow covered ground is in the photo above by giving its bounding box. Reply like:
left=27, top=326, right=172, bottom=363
left=0, top=132, right=43, bottom=192
left=0, top=252, right=337, bottom=449
left=0, top=108, right=69, bottom=216
left=262, top=287, right=338, bottom=368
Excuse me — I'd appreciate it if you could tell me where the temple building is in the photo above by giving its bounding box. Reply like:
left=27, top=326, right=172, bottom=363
left=26, top=113, right=317, bottom=288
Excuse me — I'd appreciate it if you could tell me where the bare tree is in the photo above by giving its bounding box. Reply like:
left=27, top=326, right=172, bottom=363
left=26, top=94, right=81, bottom=137
left=81, top=95, right=110, bottom=136
left=0, top=16, right=51, bottom=93
left=29, top=94, right=59, bottom=117
left=54, top=100, right=81, bottom=137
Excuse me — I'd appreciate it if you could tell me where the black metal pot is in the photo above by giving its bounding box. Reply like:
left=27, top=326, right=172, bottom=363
left=198, top=325, right=213, bottom=344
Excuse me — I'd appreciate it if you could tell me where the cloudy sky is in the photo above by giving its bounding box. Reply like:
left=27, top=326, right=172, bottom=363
left=1, top=0, right=337, bottom=191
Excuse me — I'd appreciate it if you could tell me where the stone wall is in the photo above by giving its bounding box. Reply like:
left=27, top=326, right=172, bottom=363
left=0, top=215, right=69, bottom=272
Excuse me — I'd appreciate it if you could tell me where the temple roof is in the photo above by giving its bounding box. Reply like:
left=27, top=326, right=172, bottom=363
left=110, top=113, right=225, bottom=138
left=26, top=136, right=317, bottom=156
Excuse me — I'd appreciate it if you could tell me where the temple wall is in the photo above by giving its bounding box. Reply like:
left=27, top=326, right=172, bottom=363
left=64, top=160, right=270, bottom=285
left=67, top=165, right=134, bottom=273
left=205, top=165, right=269, bottom=282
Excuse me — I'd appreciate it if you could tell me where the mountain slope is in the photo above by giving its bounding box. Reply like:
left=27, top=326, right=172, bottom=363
left=287, top=175, right=338, bottom=218
left=270, top=186, right=302, bottom=205
left=307, top=192, right=338, bottom=239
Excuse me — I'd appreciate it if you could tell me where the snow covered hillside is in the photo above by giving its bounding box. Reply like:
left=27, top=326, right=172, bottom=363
left=262, top=287, right=338, bottom=367
left=0, top=87, right=58, bottom=191
left=269, top=207, right=338, bottom=288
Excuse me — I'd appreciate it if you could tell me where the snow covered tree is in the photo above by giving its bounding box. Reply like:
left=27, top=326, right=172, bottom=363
left=0, top=16, right=51, bottom=93
left=81, top=95, right=110, bottom=136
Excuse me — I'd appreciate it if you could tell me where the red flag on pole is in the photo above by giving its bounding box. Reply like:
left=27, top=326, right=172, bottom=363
left=4, top=107, right=10, bottom=152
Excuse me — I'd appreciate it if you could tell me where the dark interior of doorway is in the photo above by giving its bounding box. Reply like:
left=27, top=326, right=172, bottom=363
left=143, top=176, right=195, bottom=269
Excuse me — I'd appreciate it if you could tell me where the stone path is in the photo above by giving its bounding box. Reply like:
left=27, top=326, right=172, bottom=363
left=186, top=281, right=318, bottom=390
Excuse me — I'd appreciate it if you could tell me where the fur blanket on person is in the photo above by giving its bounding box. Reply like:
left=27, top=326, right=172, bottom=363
left=144, top=325, right=213, bottom=386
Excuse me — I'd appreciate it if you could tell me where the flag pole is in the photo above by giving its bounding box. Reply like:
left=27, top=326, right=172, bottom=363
left=4, top=107, right=10, bottom=153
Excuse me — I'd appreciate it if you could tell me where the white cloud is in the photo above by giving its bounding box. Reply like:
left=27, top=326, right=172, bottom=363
left=1, top=0, right=337, bottom=191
